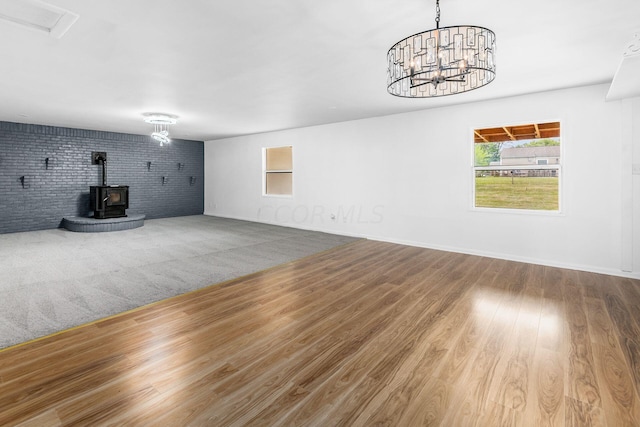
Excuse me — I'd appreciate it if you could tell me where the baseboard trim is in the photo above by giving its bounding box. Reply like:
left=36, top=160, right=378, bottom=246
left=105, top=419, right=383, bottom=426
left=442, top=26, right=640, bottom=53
left=203, top=212, right=640, bottom=280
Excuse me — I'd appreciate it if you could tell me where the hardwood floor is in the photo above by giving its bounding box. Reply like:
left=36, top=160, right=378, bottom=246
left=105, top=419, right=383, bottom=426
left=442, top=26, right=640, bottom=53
left=1, top=239, right=640, bottom=426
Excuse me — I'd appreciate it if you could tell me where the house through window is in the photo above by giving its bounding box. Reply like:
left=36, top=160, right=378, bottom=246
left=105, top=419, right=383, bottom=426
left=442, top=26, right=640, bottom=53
left=473, top=122, right=561, bottom=211
left=264, top=146, right=292, bottom=196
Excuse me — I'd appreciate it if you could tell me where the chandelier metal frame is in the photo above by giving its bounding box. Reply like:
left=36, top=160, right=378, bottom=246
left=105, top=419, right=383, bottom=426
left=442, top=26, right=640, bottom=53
left=143, top=113, right=178, bottom=146
left=387, top=0, right=496, bottom=98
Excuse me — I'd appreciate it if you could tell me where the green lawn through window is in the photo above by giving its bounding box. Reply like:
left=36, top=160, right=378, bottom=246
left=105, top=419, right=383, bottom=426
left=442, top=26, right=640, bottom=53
left=475, top=176, right=559, bottom=210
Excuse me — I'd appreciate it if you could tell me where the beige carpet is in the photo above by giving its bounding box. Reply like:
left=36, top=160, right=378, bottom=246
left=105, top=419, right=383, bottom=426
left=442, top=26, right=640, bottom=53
left=0, top=215, right=357, bottom=349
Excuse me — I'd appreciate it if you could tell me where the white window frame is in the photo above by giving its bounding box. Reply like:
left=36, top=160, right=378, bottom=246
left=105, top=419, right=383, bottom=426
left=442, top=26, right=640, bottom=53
left=262, top=146, right=293, bottom=197
left=471, top=121, right=563, bottom=214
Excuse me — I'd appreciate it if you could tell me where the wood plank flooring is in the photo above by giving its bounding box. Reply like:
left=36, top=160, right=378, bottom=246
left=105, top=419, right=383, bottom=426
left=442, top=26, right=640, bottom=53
left=1, top=239, right=640, bottom=426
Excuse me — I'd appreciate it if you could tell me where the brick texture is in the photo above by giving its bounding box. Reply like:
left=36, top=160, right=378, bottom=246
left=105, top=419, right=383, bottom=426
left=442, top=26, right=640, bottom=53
left=0, top=121, right=204, bottom=234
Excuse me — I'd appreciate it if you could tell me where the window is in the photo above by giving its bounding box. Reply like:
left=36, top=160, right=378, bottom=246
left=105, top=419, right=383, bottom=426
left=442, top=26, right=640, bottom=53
left=473, top=122, right=561, bottom=211
left=264, top=146, right=292, bottom=196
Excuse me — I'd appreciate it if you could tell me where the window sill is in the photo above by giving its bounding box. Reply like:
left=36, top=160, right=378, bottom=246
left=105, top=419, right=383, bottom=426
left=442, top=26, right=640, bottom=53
left=262, top=193, right=293, bottom=199
left=472, top=206, right=564, bottom=216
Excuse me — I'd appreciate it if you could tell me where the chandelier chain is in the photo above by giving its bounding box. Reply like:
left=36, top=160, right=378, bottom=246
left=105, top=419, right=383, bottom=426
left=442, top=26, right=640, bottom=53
left=435, top=0, right=440, bottom=29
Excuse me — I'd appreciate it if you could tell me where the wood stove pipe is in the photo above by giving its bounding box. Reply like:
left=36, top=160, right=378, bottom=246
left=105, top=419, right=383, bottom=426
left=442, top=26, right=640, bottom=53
left=93, top=153, right=107, bottom=186
left=101, top=158, right=107, bottom=186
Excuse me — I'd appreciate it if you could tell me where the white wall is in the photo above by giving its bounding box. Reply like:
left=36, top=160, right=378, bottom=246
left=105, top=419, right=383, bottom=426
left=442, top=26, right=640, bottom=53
left=205, top=84, right=640, bottom=278
left=631, top=97, right=640, bottom=276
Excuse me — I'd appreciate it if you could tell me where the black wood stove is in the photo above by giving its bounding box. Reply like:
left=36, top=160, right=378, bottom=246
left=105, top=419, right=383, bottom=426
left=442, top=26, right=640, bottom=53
left=90, top=152, right=129, bottom=219
left=90, top=185, right=129, bottom=219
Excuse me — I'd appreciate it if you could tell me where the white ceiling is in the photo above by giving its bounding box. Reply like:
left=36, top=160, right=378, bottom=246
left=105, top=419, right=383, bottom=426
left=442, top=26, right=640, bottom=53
left=0, top=0, right=638, bottom=141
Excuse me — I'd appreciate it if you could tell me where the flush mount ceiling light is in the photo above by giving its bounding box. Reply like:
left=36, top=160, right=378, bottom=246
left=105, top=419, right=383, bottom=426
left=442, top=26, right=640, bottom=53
left=143, top=113, right=178, bottom=146
left=387, top=0, right=496, bottom=98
